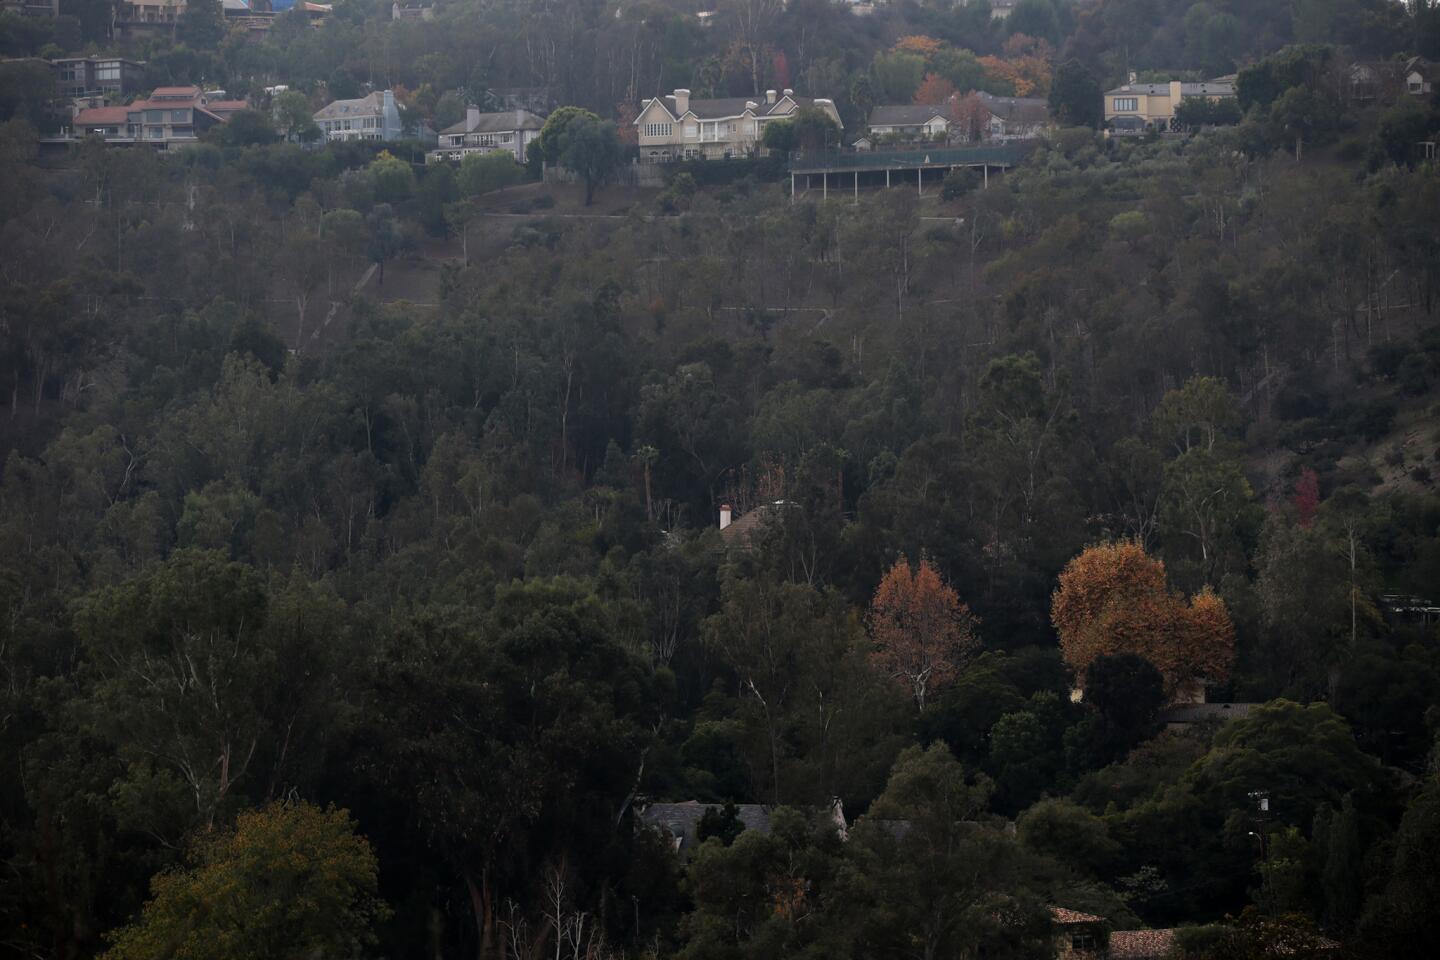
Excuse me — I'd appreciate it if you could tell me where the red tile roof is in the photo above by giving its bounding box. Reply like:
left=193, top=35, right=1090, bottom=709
left=130, top=97, right=198, bottom=110
left=1051, top=906, right=1107, bottom=925
left=204, top=100, right=249, bottom=114
left=1108, top=929, right=1177, bottom=959
left=150, top=86, right=202, bottom=98
left=74, top=106, right=130, bottom=126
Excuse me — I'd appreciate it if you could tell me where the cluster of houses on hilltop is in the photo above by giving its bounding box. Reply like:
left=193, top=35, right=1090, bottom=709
left=1101, top=58, right=1436, bottom=134
left=29, top=44, right=1436, bottom=163
left=630, top=85, right=1056, bottom=163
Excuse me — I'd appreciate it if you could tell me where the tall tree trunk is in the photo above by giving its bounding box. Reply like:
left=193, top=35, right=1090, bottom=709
left=466, top=867, right=496, bottom=960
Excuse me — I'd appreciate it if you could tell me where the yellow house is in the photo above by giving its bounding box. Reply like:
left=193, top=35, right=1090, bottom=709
left=634, top=87, right=842, bottom=162
left=1103, top=77, right=1236, bottom=134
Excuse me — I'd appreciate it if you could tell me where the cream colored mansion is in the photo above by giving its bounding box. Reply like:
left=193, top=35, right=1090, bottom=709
left=634, top=87, right=842, bottom=162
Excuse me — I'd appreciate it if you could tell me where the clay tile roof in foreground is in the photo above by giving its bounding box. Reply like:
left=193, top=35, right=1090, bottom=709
left=1108, top=929, right=1177, bottom=959
left=1050, top=906, right=1107, bottom=925
left=74, top=106, right=130, bottom=125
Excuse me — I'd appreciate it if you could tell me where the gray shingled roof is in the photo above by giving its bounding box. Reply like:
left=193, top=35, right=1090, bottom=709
left=1104, top=80, right=1236, bottom=97
left=868, top=104, right=949, bottom=127
left=314, top=91, right=385, bottom=120
left=975, top=92, right=1050, bottom=123
left=1160, top=702, right=1258, bottom=724
left=637, top=802, right=772, bottom=850
left=439, top=108, right=545, bottom=136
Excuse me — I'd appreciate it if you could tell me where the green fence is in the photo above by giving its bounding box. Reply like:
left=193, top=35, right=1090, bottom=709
left=788, top=142, right=1036, bottom=173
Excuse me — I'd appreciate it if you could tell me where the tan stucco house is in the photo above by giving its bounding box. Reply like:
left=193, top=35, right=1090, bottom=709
left=634, top=87, right=842, bottom=162
left=1104, top=77, right=1236, bottom=134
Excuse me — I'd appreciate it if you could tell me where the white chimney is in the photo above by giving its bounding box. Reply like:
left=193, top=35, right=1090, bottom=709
left=673, top=88, right=690, bottom=115
left=1128, top=71, right=1137, bottom=84
left=766, top=88, right=777, bottom=104
left=467, top=105, right=480, bottom=130
left=782, top=88, right=793, bottom=99
left=745, top=100, right=758, bottom=111
left=719, top=504, right=732, bottom=530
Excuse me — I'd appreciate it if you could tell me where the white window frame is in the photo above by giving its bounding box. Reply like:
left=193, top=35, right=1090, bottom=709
left=1113, top=97, right=1138, bottom=112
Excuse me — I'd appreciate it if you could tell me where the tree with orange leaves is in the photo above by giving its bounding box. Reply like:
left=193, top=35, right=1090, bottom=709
left=1051, top=542, right=1235, bottom=698
left=914, top=73, right=958, bottom=106
left=869, top=556, right=980, bottom=711
left=980, top=56, right=1053, bottom=97
left=893, top=35, right=944, bottom=59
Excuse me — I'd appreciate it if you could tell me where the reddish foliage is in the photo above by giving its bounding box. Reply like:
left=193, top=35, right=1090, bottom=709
left=914, top=73, right=958, bottom=106
left=1291, top=468, right=1320, bottom=528
left=868, top=556, right=980, bottom=710
left=772, top=50, right=791, bottom=91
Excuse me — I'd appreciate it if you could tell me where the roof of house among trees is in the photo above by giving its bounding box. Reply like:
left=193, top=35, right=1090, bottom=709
left=1159, top=702, right=1258, bottom=724
left=868, top=104, right=949, bottom=126
left=637, top=801, right=772, bottom=850
left=975, top=92, right=1050, bottom=122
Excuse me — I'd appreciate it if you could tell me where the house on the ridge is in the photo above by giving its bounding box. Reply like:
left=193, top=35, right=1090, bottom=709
left=70, top=86, right=230, bottom=148
left=429, top=106, right=544, bottom=163
left=637, top=798, right=848, bottom=854
left=717, top=501, right=798, bottom=550
left=975, top=91, right=1051, bottom=140
left=1103, top=76, right=1236, bottom=134
left=866, top=104, right=950, bottom=141
left=51, top=56, right=146, bottom=100
left=634, top=87, right=842, bottom=162
left=636, top=801, right=773, bottom=853
left=313, top=89, right=403, bottom=142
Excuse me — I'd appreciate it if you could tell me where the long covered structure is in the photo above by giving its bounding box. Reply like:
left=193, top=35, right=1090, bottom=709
left=787, top=142, right=1037, bottom=199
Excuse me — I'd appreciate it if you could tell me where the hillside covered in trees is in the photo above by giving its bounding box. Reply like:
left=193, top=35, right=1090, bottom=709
left=3, top=1, right=1440, bottom=959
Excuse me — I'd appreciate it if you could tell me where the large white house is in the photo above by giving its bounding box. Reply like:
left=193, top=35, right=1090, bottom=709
left=634, top=87, right=842, bottom=162
left=313, top=89, right=402, bottom=142
left=429, top=107, right=545, bottom=163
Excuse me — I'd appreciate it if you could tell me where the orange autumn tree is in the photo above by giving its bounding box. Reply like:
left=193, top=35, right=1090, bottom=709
left=914, top=73, right=958, bottom=106
left=869, top=556, right=980, bottom=711
left=1051, top=541, right=1235, bottom=698
left=893, top=35, right=944, bottom=59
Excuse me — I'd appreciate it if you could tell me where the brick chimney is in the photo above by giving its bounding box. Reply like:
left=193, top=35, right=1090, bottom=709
left=719, top=504, right=732, bottom=530
left=673, top=88, right=690, bottom=115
